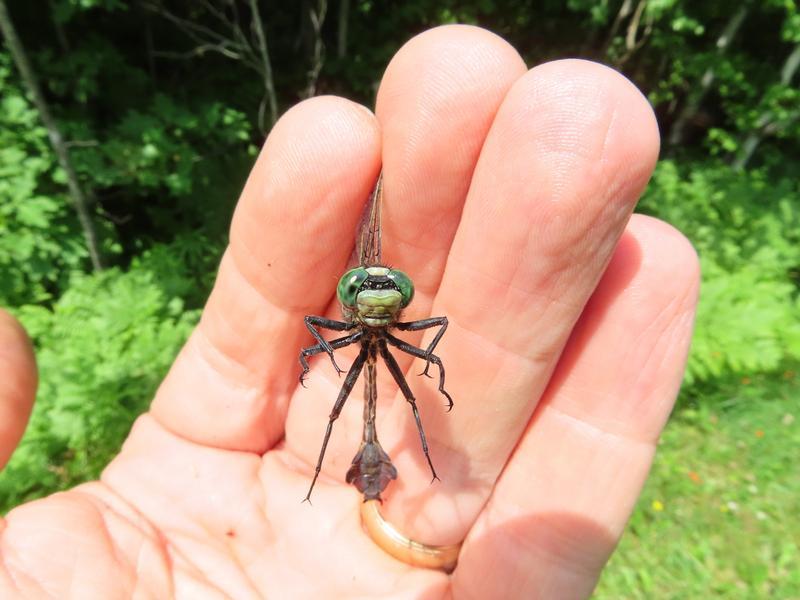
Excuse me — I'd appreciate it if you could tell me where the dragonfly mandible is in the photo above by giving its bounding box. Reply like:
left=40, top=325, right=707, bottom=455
left=299, top=172, right=453, bottom=502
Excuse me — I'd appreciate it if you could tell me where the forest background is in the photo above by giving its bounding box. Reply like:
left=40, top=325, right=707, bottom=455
left=1, top=1, right=798, bottom=597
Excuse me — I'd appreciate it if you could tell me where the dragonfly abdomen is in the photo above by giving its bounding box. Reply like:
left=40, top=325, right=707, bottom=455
left=346, top=440, right=398, bottom=501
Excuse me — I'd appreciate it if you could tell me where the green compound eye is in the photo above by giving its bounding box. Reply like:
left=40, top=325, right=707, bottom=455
left=337, top=267, right=369, bottom=307
left=387, top=269, right=414, bottom=308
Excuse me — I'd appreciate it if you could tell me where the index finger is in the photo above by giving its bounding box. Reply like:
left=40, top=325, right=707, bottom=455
left=149, top=97, right=381, bottom=452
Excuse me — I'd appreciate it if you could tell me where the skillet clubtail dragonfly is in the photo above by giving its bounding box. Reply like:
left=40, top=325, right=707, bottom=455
left=299, top=172, right=453, bottom=502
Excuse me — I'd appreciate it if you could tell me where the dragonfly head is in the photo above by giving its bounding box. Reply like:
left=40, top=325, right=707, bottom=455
left=337, top=266, right=414, bottom=327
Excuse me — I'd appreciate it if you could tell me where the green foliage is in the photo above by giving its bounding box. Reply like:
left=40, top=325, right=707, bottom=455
left=52, top=0, right=126, bottom=22
left=640, top=160, right=800, bottom=383
left=40, top=34, right=142, bottom=105
left=596, top=373, right=800, bottom=598
left=691, top=260, right=800, bottom=382
left=0, top=51, right=88, bottom=305
left=0, top=252, right=198, bottom=511
left=1, top=6, right=798, bottom=592
left=72, top=93, right=251, bottom=197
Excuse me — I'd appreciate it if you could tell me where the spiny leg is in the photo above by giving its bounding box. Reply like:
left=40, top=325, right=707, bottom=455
left=378, top=340, right=439, bottom=483
left=298, top=330, right=362, bottom=386
left=304, top=316, right=357, bottom=376
left=396, top=317, right=448, bottom=378
left=386, top=332, right=453, bottom=411
left=304, top=344, right=368, bottom=503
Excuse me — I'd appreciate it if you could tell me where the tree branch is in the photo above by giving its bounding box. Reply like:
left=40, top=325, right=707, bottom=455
left=0, top=0, right=104, bottom=271
left=603, top=0, right=634, bottom=56
left=616, top=0, right=652, bottom=66
left=733, top=44, right=800, bottom=170
left=143, top=0, right=279, bottom=132
left=248, top=0, right=278, bottom=131
left=337, top=0, right=348, bottom=58
left=668, top=2, right=750, bottom=147
left=302, top=0, right=327, bottom=99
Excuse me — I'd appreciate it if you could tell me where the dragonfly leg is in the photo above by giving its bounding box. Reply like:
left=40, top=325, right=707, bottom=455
left=304, top=316, right=356, bottom=376
left=386, top=332, right=453, bottom=411
left=298, top=331, right=362, bottom=386
left=304, top=344, right=368, bottom=503
left=396, top=317, right=448, bottom=378
left=378, top=340, right=439, bottom=483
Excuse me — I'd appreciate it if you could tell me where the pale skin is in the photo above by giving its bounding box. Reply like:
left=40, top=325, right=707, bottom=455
left=0, top=26, right=699, bottom=600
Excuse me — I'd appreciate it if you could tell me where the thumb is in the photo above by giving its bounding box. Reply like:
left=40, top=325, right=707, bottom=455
left=0, top=309, right=36, bottom=470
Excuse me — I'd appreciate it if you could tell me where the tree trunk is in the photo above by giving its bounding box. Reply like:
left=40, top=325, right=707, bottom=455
left=302, top=0, right=327, bottom=99
left=668, top=3, right=749, bottom=148
left=733, top=44, right=800, bottom=170
left=616, top=0, right=651, bottom=67
left=602, top=0, right=634, bottom=56
left=337, top=0, right=349, bottom=58
left=249, top=0, right=279, bottom=132
left=0, top=0, right=104, bottom=271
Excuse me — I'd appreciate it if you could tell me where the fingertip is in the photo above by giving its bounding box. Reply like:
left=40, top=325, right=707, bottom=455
left=632, top=214, right=699, bottom=276
left=377, top=24, right=526, bottom=116
left=234, top=94, right=381, bottom=237
left=539, top=59, right=659, bottom=140
left=376, top=23, right=527, bottom=184
left=525, top=58, right=660, bottom=158
left=618, top=214, right=701, bottom=306
left=496, top=58, right=660, bottom=210
left=0, top=309, right=37, bottom=469
left=372, top=24, right=528, bottom=301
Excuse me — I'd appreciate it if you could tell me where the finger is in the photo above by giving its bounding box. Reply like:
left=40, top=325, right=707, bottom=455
left=283, top=25, right=527, bottom=492
left=381, top=60, right=660, bottom=542
left=150, top=96, right=381, bottom=452
left=376, top=25, right=526, bottom=308
left=453, top=215, right=699, bottom=598
left=0, top=309, right=37, bottom=470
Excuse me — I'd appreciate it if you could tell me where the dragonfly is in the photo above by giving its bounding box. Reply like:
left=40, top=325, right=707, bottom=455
left=299, top=172, right=453, bottom=503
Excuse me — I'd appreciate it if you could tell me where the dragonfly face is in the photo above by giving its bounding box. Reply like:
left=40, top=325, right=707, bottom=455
left=299, top=172, right=452, bottom=505
left=337, top=266, right=415, bottom=327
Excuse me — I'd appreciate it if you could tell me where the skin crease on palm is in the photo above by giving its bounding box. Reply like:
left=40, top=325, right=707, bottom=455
left=0, top=25, right=699, bottom=600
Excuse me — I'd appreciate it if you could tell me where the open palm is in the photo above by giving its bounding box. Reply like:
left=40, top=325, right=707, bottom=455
left=0, top=26, right=698, bottom=599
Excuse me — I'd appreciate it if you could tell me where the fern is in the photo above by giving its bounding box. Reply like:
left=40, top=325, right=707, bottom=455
left=0, top=258, right=198, bottom=510
left=640, top=161, right=800, bottom=384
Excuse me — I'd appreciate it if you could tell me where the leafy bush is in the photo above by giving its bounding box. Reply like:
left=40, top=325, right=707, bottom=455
left=71, top=93, right=252, bottom=198
left=0, top=52, right=88, bottom=305
left=0, top=253, right=199, bottom=511
left=640, top=161, right=800, bottom=384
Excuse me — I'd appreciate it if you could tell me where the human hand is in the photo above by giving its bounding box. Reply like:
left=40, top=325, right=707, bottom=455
left=0, top=26, right=698, bottom=599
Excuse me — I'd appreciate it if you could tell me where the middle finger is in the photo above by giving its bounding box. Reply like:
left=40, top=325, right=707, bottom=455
left=286, top=26, right=526, bottom=487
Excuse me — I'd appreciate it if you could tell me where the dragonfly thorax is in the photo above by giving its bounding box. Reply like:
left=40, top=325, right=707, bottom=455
left=337, top=265, right=415, bottom=327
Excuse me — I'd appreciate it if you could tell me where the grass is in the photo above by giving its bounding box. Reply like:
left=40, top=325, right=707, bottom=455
left=595, top=370, right=800, bottom=599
